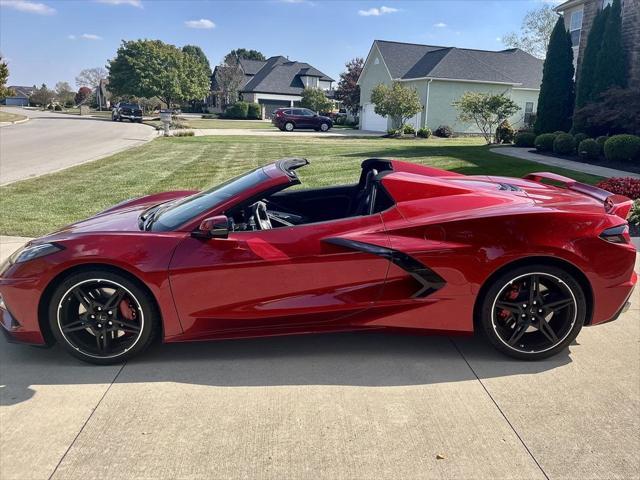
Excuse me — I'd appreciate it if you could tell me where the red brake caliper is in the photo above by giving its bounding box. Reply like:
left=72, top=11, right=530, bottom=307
left=119, top=299, right=137, bottom=321
left=499, top=283, right=521, bottom=320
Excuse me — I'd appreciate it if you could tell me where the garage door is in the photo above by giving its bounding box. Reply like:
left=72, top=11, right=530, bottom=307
left=259, top=100, right=293, bottom=119
left=361, top=103, right=388, bottom=132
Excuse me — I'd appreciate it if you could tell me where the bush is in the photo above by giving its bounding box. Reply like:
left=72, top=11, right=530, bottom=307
left=47, top=104, right=54, bottom=110
left=387, top=128, right=401, bottom=137
left=534, top=133, right=557, bottom=152
left=247, top=103, right=261, bottom=120
left=553, top=130, right=566, bottom=135
left=629, top=200, right=640, bottom=227
left=553, top=133, right=575, bottom=155
left=514, top=132, right=536, bottom=148
left=417, top=127, right=432, bottom=138
left=172, top=130, right=195, bottom=137
left=434, top=125, right=453, bottom=138
left=403, top=124, right=416, bottom=135
left=578, top=139, right=600, bottom=161
left=224, top=101, right=249, bottom=119
left=54, top=104, right=62, bottom=111
left=604, top=134, right=640, bottom=163
left=573, top=133, right=589, bottom=147
left=495, top=120, right=515, bottom=144
left=596, top=136, right=608, bottom=151
left=201, top=114, right=217, bottom=119
left=595, top=177, right=640, bottom=199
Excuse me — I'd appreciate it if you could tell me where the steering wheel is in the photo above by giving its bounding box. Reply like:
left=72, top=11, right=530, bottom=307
left=252, top=201, right=273, bottom=230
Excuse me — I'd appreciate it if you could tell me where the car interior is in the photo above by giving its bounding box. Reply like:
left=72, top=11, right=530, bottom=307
left=226, top=159, right=396, bottom=231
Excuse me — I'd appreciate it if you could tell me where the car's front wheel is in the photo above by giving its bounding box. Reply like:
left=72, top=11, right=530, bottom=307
left=284, top=122, right=294, bottom=132
left=48, top=270, right=159, bottom=364
left=319, top=122, right=330, bottom=132
left=478, top=265, right=586, bottom=360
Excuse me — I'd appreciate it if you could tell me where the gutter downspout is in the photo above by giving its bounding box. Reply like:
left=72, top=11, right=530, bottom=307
left=424, top=78, right=433, bottom=128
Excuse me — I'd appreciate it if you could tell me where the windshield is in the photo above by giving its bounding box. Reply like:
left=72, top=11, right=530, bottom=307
left=121, top=103, right=140, bottom=109
left=149, top=168, right=269, bottom=231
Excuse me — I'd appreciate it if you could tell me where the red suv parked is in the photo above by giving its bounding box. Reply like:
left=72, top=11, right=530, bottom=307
left=272, top=108, right=333, bottom=132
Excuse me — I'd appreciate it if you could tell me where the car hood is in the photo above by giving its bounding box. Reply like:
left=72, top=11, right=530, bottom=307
left=46, top=190, right=196, bottom=237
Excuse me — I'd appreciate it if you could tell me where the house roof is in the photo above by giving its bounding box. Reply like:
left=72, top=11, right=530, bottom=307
left=238, top=58, right=267, bottom=75
left=241, top=56, right=334, bottom=95
left=372, top=40, right=544, bottom=89
left=8, top=85, right=35, bottom=97
left=554, top=0, right=585, bottom=12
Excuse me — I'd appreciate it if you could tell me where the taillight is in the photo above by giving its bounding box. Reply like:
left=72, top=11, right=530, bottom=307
left=275, top=110, right=284, bottom=117
left=600, top=224, right=631, bottom=244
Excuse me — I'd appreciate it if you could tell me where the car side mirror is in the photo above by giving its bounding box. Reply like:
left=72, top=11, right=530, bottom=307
left=194, top=215, right=230, bottom=239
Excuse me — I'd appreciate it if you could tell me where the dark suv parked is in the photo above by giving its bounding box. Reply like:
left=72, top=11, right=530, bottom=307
left=272, top=108, right=333, bottom=132
left=112, top=103, right=143, bottom=123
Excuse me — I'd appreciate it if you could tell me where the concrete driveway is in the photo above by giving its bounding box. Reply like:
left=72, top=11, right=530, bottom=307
left=0, top=108, right=156, bottom=186
left=0, top=238, right=638, bottom=480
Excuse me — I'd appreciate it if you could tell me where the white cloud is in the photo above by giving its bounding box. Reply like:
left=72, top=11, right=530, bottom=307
left=95, top=0, right=142, bottom=7
left=433, top=22, right=447, bottom=28
left=0, top=0, right=55, bottom=15
left=358, top=5, right=398, bottom=16
left=81, top=33, right=102, bottom=40
left=184, top=18, right=215, bottom=29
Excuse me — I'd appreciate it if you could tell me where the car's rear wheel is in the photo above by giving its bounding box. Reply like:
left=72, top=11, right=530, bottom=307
left=48, top=270, right=159, bottom=364
left=320, top=122, right=330, bottom=132
left=479, top=265, right=586, bottom=360
left=284, top=122, right=294, bottom=132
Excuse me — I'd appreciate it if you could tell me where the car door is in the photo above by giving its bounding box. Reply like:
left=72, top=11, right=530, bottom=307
left=292, top=108, right=311, bottom=128
left=168, top=214, right=391, bottom=338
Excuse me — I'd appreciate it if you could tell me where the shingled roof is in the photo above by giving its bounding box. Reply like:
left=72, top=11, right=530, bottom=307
left=241, top=56, right=334, bottom=95
left=373, top=40, right=543, bottom=89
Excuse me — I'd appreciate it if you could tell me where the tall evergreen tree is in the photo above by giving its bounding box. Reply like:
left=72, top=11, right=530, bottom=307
left=575, top=5, right=609, bottom=108
left=534, top=17, right=575, bottom=134
left=593, top=0, right=627, bottom=97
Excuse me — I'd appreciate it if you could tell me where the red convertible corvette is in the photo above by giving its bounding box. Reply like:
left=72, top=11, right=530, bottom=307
left=0, top=158, right=636, bottom=364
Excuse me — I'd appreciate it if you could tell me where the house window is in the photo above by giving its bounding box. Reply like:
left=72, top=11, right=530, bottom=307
left=569, top=9, right=583, bottom=47
left=524, top=102, right=535, bottom=126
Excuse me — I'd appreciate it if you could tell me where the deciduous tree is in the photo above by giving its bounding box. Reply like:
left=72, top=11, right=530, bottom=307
left=74, top=86, right=92, bottom=105
left=213, top=57, right=245, bottom=110
left=335, top=57, right=363, bottom=118
left=300, top=87, right=332, bottom=113
left=30, top=83, right=54, bottom=107
left=502, top=5, right=557, bottom=58
left=534, top=17, right=575, bottom=134
left=453, top=92, right=520, bottom=144
left=55, top=81, right=74, bottom=105
left=183, top=45, right=211, bottom=74
left=370, top=82, right=422, bottom=130
left=224, top=48, right=266, bottom=64
left=107, top=40, right=210, bottom=108
left=75, top=67, right=107, bottom=88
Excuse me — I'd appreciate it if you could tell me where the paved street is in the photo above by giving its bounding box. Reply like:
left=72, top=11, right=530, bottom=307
left=0, top=237, right=638, bottom=480
left=0, top=108, right=156, bottom=185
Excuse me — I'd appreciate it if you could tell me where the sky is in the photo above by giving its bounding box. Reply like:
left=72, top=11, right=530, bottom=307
left=0, top=0, right=560, bottom=89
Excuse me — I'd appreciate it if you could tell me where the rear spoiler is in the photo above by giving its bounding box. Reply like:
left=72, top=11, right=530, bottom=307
left=524, top=172, right=633, bottom=219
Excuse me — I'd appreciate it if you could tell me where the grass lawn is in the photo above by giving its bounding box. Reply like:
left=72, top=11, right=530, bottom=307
left=0, top=111, right=27, bottom=123
left=0, top=136, right=602, bottom=237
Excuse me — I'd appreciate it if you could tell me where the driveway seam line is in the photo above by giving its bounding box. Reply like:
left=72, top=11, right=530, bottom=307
left=47, top=361, right=127, bottom=480
left=449, top=338, right=550, bottom=480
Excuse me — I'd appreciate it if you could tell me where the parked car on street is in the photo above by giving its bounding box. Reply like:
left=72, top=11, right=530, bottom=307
left=111, top=103, right=143, bottom=123
left=0, top=158, right=636, bottom=364
left=272, top=108, right=333, bottom=132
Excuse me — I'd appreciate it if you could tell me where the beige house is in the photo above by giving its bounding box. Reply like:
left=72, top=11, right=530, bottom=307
left=555, top=0, right=640, bottom=87
left=356, top=40, right=543, bottom=133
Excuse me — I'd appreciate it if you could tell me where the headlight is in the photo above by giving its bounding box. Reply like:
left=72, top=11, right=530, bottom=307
left=8, top=243, right=64, bottom=264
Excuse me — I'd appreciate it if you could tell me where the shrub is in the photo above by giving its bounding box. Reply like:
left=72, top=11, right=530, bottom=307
left=604, top=134, right=640, bottom=163
left=247, top=103, right=261, bottom=120
left=201, top=114, right=217, bottom=119
left=595, top=177, right=640, bottom=199
left=172, top=130, right=195, bottom=137
left=417, top=127, right=432, bottom=138
left=224, top=101, right=249, bottom=119
left=596, top=136, right=608, bottom=151
left=54, top=104, right=62, bottom=111
left=629, top=200, right=640, bottom=227
left=578, top=139, right=600, bottom=161
left=553, top=130, right=566, bottom=135
left=403, top=124, right=416, bottom=135
left=573, top=133, right=589, bottom=147
left=47, top=104, right=54, bottom=110
left=514, top=132, right=536, bottom=148
left=434, top=125, right=453, bottom=138
left=553, top=133, right=575, bottom=155
left=387, top=128, right=401, bottom=137
left=495, top=119, right=515, bottom=144
left=534, top=133, right=557, bottom=152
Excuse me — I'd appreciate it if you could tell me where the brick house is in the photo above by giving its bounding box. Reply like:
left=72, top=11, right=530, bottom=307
left=555, top=0, right=640, bottom=88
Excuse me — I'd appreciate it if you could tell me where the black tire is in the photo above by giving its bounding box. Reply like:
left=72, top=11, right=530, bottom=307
left=48, top=270, right=159, bottom=365
left=478, top=264, right=586, bottom=360
left=284, top=122, right=294, bottom=132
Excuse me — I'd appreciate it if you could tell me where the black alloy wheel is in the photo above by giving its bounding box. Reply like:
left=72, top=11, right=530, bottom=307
left=49, top=271, right=158, bottom=364
left=480, top=265, right=585, bottom=360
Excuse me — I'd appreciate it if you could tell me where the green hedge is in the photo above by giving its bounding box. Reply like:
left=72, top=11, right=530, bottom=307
left=553, top=133, right=575, bottom=155
left=578, top=139, right=600, bottom=161
left=247, top=103, right=261, bottom=120
left=224, top=101, right=249, bottom=119
left=604, top=135, right=640, bottom=163
left=514, top=132, right=536, bottom=148
left=534, top=133, right=557, bottom=152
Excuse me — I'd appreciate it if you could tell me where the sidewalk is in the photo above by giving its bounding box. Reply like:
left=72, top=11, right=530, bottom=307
left=491, top=146, right=640, bottom=179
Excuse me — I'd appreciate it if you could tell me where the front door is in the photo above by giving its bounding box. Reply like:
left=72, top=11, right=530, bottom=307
left=168, top=215, right=391, bottom=338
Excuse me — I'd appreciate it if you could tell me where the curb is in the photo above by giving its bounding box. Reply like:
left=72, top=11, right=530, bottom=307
left=0, top=117, right=29, bottom=127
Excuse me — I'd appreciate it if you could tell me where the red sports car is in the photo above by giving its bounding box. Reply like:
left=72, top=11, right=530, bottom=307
left=0, top=158, right=636, bottom=364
